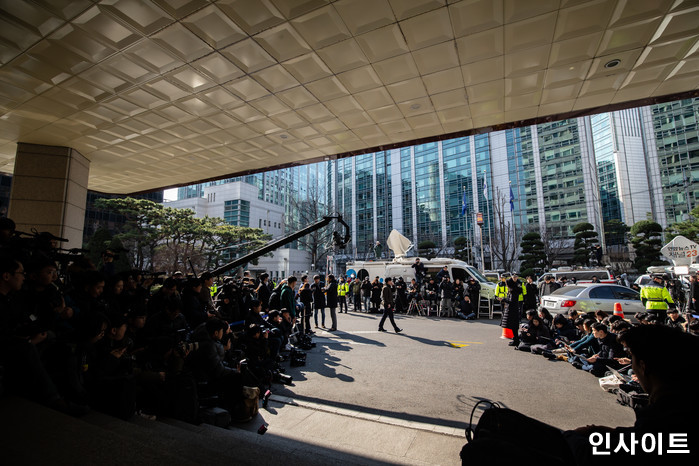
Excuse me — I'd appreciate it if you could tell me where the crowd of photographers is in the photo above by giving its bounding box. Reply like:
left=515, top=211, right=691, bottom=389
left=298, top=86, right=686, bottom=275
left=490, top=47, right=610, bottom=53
left=499, top=272, right=699, bottom=383
left=0, top=217, right=313, bottom=424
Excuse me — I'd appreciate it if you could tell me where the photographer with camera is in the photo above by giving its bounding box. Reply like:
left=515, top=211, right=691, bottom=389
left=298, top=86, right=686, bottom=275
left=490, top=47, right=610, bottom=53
left=190, top=318, right=243, bottom=415
left=255, top=272, right=272, bottom=311
left=90, top=312, right=139, bottom=419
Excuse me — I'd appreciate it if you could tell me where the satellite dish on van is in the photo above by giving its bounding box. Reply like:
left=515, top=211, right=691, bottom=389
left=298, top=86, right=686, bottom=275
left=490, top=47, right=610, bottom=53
left=386, top=230, right=413, bottom=258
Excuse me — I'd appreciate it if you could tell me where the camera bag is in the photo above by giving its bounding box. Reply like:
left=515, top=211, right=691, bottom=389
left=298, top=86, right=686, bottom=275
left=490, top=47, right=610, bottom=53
left=460, top=400, right=574, bottom=465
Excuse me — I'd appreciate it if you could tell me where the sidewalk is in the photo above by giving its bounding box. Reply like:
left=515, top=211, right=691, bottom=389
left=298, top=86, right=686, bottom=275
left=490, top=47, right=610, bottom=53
left=241, top=394, right=467, bottom=465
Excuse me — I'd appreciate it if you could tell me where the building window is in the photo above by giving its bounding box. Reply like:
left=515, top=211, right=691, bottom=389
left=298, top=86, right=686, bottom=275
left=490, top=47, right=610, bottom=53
left=224, top=199, right=250, bottom=226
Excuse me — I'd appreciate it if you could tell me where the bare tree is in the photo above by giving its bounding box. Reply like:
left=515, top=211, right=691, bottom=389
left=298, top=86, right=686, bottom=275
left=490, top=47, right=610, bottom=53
left=539, top=228, right=571, bottom=269
left=490, top=188, right=519, bottom=271
left=288, top=184, right=333, bottom=271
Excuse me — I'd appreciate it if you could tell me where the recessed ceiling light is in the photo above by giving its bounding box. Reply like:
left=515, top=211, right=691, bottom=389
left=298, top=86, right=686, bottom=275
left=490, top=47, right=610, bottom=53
left=604, top=59, right=621, bottom=69
left=410, top=103, right=421, bottom=110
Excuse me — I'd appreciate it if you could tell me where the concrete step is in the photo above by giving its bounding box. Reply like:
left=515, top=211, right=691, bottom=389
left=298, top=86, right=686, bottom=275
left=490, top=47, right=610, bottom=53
left=0, top=396, right=466, bottom=465
left=0, top=397, right=197, bottom=466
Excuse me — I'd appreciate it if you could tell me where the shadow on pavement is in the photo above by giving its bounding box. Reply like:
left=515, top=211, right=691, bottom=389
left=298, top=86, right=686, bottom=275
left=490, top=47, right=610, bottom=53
left=398, top=333, right=453, bottom=347
left=271, top=393, right=469, bottom=430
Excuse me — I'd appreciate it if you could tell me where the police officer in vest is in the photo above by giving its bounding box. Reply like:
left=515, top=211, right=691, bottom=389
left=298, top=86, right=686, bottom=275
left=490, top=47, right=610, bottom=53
left=640, top=274, right=675, bottom=319
left=337, top=277, right=349, bottom=313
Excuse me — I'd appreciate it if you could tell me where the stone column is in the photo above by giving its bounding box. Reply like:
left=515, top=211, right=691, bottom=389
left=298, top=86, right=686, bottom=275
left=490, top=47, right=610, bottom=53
left=8, top=143, right=90, bottom=249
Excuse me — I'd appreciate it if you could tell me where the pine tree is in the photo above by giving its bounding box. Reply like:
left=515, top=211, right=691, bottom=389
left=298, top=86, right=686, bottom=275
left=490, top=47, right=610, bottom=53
left=572, top=222, right=598, bottom=266
left=519, top=232, right=546, bottom=277
left=630, top=220, right=666, bottom=272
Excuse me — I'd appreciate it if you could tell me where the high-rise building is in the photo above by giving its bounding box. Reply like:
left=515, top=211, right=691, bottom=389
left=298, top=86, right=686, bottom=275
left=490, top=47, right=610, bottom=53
left=172, top=98, right=699, bottom=272
left=641, top=98, right=699, bottom=227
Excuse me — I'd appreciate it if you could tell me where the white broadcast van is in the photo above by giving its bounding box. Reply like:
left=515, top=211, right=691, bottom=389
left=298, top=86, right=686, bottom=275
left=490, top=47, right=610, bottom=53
left=346, top=230, right=496, bottom=300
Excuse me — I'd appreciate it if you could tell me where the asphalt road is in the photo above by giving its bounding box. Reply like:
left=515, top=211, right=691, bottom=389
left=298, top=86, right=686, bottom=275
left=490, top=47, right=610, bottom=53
left=276, top=310, right=636, bottom=432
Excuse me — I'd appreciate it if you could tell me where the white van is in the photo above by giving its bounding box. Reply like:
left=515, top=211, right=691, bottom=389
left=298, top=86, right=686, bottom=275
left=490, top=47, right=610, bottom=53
left=347, top=257, right=496, bottom=299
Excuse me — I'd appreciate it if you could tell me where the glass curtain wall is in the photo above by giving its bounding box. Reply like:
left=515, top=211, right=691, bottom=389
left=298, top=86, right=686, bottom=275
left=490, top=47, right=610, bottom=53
left=537, top=120, right=588, bottom=238
left=442, top=137, right=471, bottom=245
left=375, top=152, right=392, bottom=244
left=414, top=142, right=442, bottom=244
left=400, top=148, right=414, bottom=240
left=651, top=98, right=699, bottom=224
left=591, top=113, right=623, bottom=223
left=355, top=153, right=374, bottom=255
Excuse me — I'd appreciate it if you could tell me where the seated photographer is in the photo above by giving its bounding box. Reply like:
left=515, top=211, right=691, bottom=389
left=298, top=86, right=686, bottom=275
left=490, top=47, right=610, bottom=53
left=144, top=295, right=190, bottom=341
left=90, top=312, right=139, bottom=419
left=425, top=277, right=439, bottom=312
left=125, top=304, right=149, bottom=356
left=190, top=318, right=243, bottom=413
left=147, top=277, right=179, bottom=316
left=182, top=277, right=211, bottom=329
left=103, top=275, right=128, bottom=317
left=564, top=325, right=699, bottom=465
left=609, top=319, right=633, bottom=335
left=65, top=271, right=107, bottom=324
left=553, top=318, right=598, bottom=356
left=538, top=308, right=554, bottom=330
left=665, top=308, right=686, bottom=330
left=579, top=323, right=625, bottom=377
left=24, top=255, right=71, bottom=336
left=242, top=323, right=274, bottom=375
left=263, top=309, right=285, bottom=359
left=43, top=311, right=109, bottom=410
left=518, top=315, right=551, bottom=352
left=0, top=256, right=65, bottom=408
left=456, top=295, right=476, bottom=320
left=552, top=313, right=578, bottom=342
left=214, top=279, right=244, bottom=323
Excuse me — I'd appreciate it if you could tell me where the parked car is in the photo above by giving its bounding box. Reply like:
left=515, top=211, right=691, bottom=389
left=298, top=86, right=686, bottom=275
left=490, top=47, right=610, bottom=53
left=538, top=268, right=615, bottom=285
left=539, top=283, right=646, bottom=316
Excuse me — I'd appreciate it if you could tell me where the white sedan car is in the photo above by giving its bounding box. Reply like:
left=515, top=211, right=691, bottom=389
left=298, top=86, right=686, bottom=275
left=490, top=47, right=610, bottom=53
left=539, top=284, right=646, bottom=316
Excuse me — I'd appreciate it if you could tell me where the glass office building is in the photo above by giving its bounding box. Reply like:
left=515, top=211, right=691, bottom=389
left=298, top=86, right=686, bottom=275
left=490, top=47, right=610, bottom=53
left=175, top=98, right=699, bottom=269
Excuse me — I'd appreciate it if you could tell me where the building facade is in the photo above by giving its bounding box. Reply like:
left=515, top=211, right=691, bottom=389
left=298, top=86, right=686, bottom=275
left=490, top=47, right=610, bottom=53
left=172, top=98, right=699, bottom=272
left=169, top=164, right=326, bottom=279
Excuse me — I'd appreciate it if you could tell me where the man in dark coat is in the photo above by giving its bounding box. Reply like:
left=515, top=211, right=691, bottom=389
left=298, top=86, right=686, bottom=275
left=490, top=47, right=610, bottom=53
left=466, top=277, right=481, bottom=318
left=324, top=274, right=338, bottom=331
left=311, top=275, right=325, bottom=328
left=378, top=277, right=402, bottom=333
left=439, top=276, right=455, bottom=317
left=523, top=276, right=538, bottom=312
left=280, top=276, right=297, bottom=319
left=501, top=273, right=524, bottom=347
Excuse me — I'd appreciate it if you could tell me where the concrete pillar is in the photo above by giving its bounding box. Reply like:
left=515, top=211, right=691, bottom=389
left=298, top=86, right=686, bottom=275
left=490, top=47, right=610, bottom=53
left=8, top=143, right=89, bottom=249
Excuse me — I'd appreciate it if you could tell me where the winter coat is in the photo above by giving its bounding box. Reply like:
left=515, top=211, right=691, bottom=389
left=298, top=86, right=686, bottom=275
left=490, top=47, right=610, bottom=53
left=311, top=282, right=325, bottom=309
left=325, top=279, right=338, bottom=308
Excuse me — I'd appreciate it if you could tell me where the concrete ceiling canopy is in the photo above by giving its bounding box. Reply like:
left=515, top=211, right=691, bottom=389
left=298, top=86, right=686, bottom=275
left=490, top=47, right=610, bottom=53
left=0, top=0, right=698, bottom=194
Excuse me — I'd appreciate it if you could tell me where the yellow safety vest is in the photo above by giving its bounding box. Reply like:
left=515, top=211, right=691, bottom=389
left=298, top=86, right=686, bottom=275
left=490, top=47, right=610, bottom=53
left=495, top=282, right=507, bottom=299
left=495, top=280, right=526, bottom=301
left=640, top=283, right=673, bottom=310
left=338, top=283, right=349, bottom=296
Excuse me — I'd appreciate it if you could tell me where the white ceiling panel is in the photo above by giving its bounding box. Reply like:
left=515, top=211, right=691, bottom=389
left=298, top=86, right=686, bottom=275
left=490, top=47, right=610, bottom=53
left=0, top=0, right=696, bottom=193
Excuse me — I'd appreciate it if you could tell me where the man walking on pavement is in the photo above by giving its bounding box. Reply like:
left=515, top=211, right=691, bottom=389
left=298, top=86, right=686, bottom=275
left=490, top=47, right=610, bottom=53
left=378, top=277, right=402, bottom=333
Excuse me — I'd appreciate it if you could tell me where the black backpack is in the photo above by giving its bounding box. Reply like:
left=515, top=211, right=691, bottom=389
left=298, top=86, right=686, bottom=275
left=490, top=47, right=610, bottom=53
left=461, top=401, right=575, bottom=465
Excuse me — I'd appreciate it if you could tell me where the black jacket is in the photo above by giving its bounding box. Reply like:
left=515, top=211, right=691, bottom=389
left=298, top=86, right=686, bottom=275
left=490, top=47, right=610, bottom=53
left=439, top=280, right=455, bottom=300
left=597, top=332, right=624, bottom=359
left=325, top=279, right=338, bottom=308
left=311, top=282, right=325, bottom=308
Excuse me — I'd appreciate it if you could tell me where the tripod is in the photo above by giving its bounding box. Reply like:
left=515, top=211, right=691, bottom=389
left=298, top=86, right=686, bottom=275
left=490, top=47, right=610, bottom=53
left=407, top=297, right=426, bottom=316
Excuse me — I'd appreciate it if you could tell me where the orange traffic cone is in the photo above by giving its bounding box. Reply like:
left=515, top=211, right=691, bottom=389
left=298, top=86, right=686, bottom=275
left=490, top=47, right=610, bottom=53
left=613, top=302, right=624, bottom=318
left=502, top=328, right=514, bottom=339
